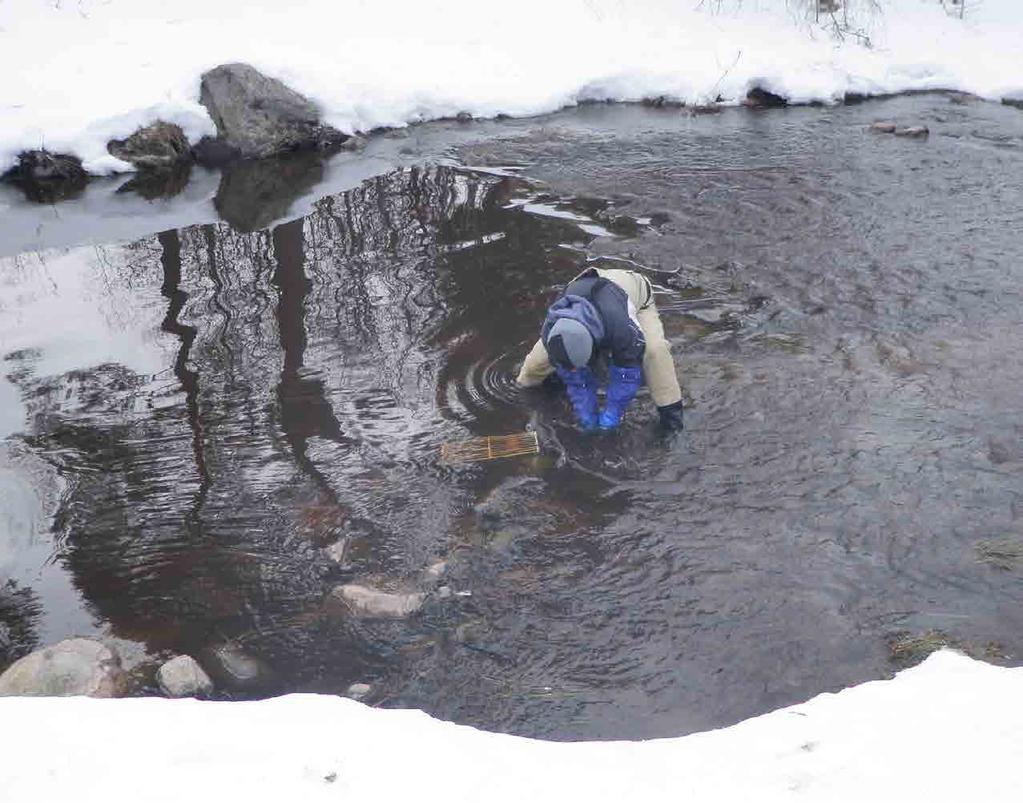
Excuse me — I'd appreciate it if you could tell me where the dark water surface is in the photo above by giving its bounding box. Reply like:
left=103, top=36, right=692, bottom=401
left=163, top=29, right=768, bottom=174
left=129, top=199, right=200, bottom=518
left=2, top=95, right=1022, bottom=739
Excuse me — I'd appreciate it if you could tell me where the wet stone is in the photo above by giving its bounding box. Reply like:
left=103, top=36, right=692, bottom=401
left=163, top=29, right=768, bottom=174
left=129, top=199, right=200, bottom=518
left=324, top=538, right=350, bottom=564
left=346, top=682, right=371, bottom=700
left=0, top=638, right=130, bottom=698
left=333, top=584, right=426, bottom=618
left=423, top=560, right=447, bottom=582
left=473, top=476, right=545, bottom=530
left=204, top=644, right=272, bottom=690
left=744, top=87, right=788, bottom=108
left=894, top=126, right=930, bottom=138
left=988, top=437, right=1022, bottom=465
left=157, top=655, right=214, bottom=698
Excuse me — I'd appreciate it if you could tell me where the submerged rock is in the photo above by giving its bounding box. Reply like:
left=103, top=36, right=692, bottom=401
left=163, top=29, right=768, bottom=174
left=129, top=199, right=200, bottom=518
left=869, top=121, right=897, bottom=134
left=107, top=121, right=191, bottom=170
left=423, top=560, right=448, bottom=583
left=332, top=584, right=426, bottom=618
left=204, top=644, right=272, bottom=691
left=199, top=62, right=347, bottom=159
left=3, top=150, right=88, bottom=203
left=0, top=638, right=129, bottom=698
left=157, top=655, right=214, bottom=699
left=345, top=682, right=371, bottom=700
left=743, top=87, right=788, bottom=109
left=324, top=538, right=350, bottom=565
left=894, top=126, right=930, bottom=138
left=473, top=476, right=545, bottom=529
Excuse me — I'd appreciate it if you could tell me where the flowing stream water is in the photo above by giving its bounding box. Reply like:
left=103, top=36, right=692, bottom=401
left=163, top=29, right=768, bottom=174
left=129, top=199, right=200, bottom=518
left=2, top=94, right=1022, bottom=739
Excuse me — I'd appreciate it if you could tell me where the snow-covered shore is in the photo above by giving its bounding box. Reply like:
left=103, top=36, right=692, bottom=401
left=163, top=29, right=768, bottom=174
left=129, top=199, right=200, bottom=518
left=1, top=0, right=1020, bottom=176
left=1, top=650, right=1020, bottom=802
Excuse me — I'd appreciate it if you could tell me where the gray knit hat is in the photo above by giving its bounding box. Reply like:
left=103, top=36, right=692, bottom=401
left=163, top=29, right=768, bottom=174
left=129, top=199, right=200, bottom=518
left=545, top=318, right=593, bottom=369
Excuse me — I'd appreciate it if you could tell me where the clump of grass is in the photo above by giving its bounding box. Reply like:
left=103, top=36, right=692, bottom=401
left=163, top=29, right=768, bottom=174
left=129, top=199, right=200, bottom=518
left=888, top=630, right=954, bottom=664
left=976, top=536, right=1023, bottom=571
left=887, top=630, right=1011, bottom=669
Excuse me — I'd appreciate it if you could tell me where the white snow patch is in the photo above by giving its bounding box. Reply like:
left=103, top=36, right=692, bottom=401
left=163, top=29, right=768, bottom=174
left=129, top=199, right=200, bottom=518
left=1, top=0, right=1021, bottom=176
left=0, top=650, right=1021, bottom=801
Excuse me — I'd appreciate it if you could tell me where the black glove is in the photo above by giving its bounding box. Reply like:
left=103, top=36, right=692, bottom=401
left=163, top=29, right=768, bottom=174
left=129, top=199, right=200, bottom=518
left=657, top=400, right=685, bottom=432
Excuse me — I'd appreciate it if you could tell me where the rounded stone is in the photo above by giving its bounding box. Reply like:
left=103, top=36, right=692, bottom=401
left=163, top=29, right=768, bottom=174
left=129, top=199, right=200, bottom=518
left=0, top=638, right=129, bottom=698
left=346, top=682, right=371, bottom=700
left=204, top=644, right=272, bottom=691
left=332, top=584, right=426, bottom=618
left=157, top=655, right=214, bottom=699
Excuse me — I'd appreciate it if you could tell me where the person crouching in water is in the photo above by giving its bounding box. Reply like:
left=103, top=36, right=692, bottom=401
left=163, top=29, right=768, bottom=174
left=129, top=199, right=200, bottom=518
left=516, top=267, right=685, bottom=432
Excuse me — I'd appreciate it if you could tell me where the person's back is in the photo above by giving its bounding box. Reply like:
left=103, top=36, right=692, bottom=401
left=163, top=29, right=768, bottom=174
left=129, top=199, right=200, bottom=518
left=517, top=267, right=685, bottom=432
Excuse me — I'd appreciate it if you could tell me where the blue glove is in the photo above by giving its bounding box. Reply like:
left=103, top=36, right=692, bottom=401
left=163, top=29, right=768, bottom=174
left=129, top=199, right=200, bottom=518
left=599, top=364, right=642, bottom=430
left=556, top=366, right=598, bottom=431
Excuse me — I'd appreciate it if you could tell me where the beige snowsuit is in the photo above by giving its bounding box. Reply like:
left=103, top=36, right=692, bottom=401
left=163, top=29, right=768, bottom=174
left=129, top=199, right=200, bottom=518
left=516, top=268, right=682, bottom=407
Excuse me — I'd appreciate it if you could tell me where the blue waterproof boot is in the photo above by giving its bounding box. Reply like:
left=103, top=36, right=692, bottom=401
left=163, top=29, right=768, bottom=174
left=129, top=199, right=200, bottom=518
left=556, top=366, right=599, bottom=431
left=598, top=364, right=642, bottom=430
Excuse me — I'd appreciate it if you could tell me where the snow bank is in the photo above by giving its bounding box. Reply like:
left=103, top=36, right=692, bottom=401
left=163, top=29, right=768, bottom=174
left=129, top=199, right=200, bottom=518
left=1, top=650, right=1021, bottom=801
left=0, top=0, right=1020, bottom=175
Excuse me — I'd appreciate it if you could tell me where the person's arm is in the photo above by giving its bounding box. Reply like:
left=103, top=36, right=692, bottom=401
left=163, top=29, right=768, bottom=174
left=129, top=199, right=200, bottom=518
left=635, top=303, right=684, bottom=431
left=596, top=284, right=645, bottom=429
left=516, top=339, right=555, bottom=386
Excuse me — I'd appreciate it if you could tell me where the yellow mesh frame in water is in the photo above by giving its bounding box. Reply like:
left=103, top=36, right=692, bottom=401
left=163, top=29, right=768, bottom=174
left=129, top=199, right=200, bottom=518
left=440, top=432, right=539, bottom=465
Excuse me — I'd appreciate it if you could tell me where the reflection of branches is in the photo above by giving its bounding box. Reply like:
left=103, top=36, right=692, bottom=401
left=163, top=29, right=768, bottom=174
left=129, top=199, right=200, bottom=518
left=158, top=230, right=209, bottom=516
left=0, top=580, right=42, bottom=668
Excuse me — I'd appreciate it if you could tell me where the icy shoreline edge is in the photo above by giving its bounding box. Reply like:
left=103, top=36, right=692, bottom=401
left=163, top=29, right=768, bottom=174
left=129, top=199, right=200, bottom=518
left=1, top=0, right=1020, bottom=178
left=1, top=650, right=1021, bottom=801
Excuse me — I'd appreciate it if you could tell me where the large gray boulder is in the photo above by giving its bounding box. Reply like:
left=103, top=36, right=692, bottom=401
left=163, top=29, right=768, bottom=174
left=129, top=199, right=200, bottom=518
left=157, top=655, right=214, bottom=698
left=107, top=121, right=191, bottom=170
left=0, top=638, right=129, bottom=697
left=198, top=63, right=346, bottom=160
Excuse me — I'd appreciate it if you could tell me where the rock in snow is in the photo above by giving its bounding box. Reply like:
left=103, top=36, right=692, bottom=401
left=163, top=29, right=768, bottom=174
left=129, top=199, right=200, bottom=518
left=157, top=655, right=214, bottom=699
left=198, top=63, right=347, bottom=160
left=0, top=638, right=130, bottom=698
left=333, top=584, right=426, bottom=618
left=107, top=122, right=191, bottom=169
left=743, top=87, right=788, bottom=108
left=3, top=150, right=88, bottom=203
